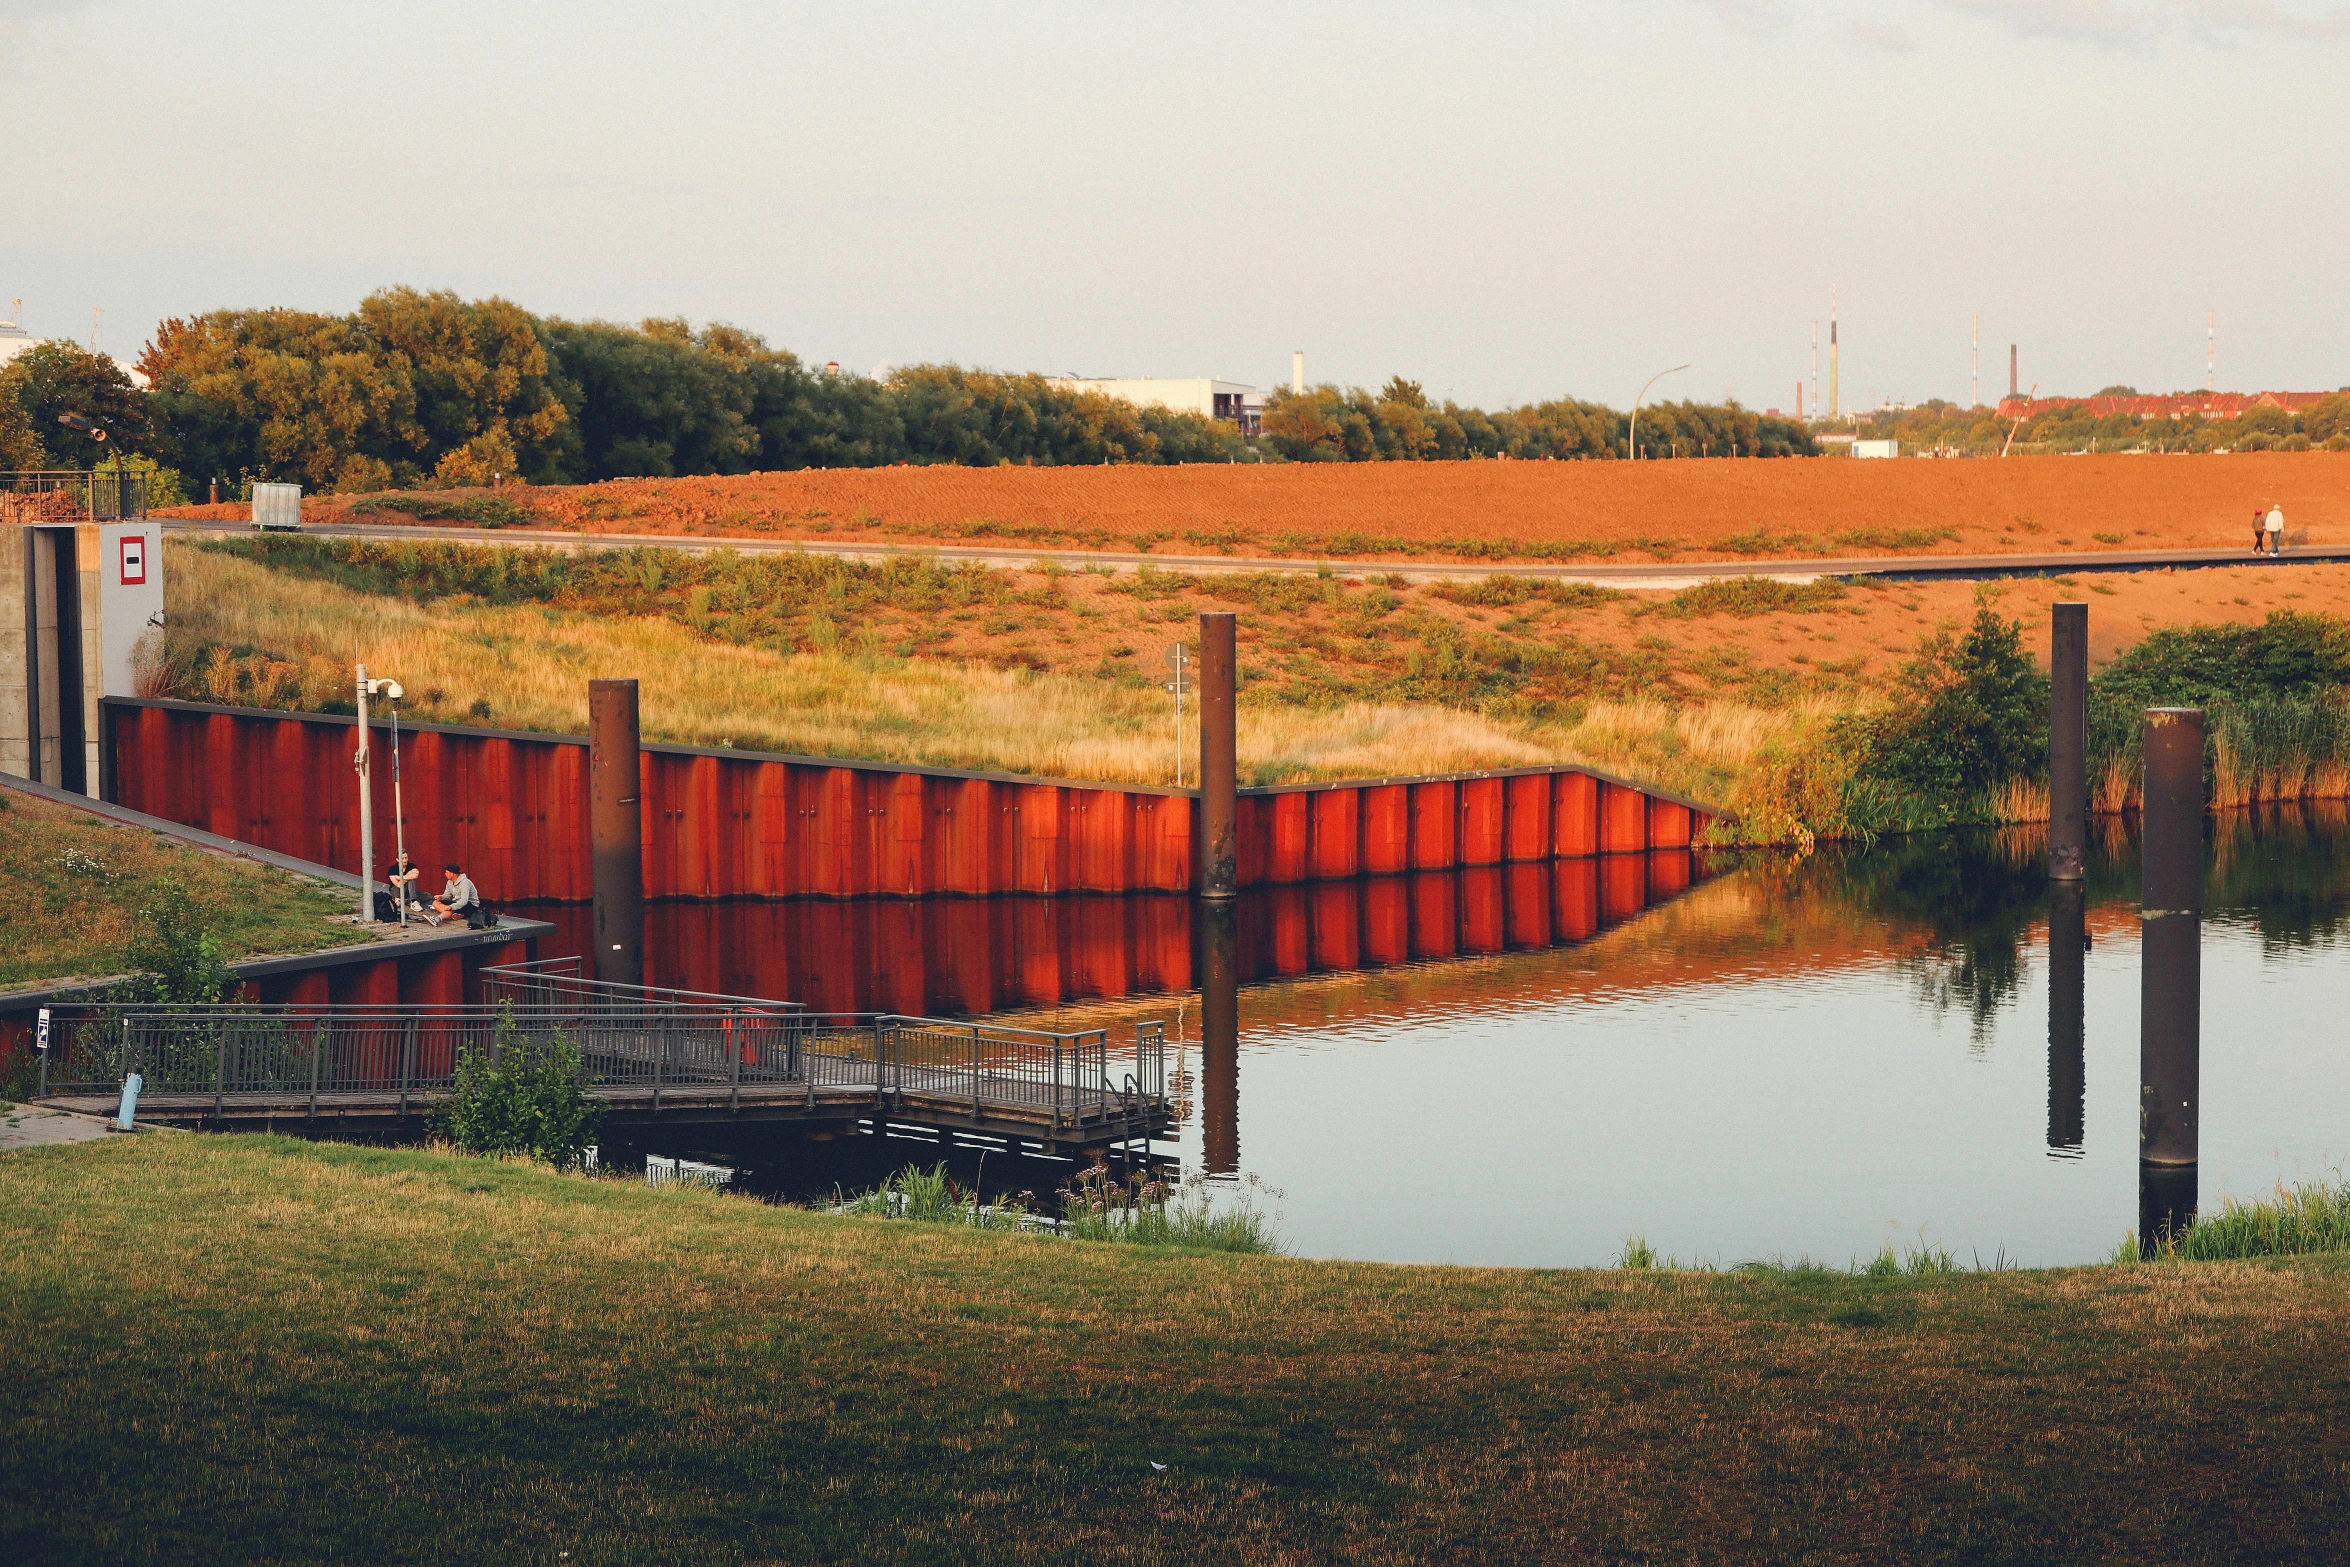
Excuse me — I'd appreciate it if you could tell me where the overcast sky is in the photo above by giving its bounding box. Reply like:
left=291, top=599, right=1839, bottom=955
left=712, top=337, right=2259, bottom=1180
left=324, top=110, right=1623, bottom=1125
left=4, top=0, right=2345, bottom=410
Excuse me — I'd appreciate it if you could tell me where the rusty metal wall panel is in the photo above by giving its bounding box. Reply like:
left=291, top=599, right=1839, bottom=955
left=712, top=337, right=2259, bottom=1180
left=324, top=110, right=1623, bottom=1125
left=1408, top=781, right=1456, bottom=869
left=1504, top=774, right=1551, bottom=861
left=1554, top=772, right=1599, bottom=858
left=1265, top=793, right=1309, bottom=884
left=1599, top=782, right=1649, bottom=854
left=1361, top=784, right=1408, bottom=875
left=1308, top=790, right=1358, bottom=881
left=1649, top=798, right=1694, bottom=850
left=1459, top=778, right=1505, bottom=867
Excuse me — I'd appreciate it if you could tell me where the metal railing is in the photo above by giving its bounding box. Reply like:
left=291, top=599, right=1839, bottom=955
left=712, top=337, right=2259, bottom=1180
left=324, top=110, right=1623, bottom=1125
left=1, top=469, right=148, bottom=522
left=36, top=983, right=1168, bottom=1133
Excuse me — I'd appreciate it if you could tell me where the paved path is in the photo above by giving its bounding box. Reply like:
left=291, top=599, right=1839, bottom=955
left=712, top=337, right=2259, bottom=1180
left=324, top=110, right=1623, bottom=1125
left=165, top=519, right=2350, bottom=589
left=0, top=1103, right=122, bottom=1152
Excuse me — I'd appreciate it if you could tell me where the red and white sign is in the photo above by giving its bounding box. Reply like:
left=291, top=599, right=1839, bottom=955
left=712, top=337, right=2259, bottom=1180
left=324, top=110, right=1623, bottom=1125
left=120, top=534, right=145, bottom=585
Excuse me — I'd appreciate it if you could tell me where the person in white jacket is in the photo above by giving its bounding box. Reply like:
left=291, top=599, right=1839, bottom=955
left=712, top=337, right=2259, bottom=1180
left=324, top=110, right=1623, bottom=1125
left=2266, top=504, right=2286, bottom=557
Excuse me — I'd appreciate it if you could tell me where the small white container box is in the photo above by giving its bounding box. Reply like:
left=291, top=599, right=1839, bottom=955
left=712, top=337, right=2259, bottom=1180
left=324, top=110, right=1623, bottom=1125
left=252, top=482, right=303, bottom=530
left=1852, top=440, right=1900, bottom=460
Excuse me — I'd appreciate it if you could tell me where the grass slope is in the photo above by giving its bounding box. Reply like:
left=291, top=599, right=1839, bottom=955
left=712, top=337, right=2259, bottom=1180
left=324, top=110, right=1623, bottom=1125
left=0, top=790, right=363, bottom=990
left=6, top=1134, right=2350, bottom=1564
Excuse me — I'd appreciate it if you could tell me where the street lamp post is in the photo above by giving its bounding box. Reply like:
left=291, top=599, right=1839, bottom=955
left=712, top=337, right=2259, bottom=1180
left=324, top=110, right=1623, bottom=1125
left=1627, top=364, right=1691, bottom=461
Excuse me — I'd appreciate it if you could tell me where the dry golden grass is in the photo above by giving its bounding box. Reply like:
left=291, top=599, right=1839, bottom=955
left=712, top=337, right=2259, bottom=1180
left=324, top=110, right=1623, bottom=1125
left=165, top=544, right=1753, bottom=797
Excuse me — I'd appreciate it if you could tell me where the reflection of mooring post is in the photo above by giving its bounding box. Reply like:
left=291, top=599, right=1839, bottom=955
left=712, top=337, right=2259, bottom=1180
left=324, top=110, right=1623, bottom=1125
left=590, top=679, right=646, bottom=987
left=1199, top=898, right=1239, bottom=1175
left=2050, top=602, right=2088, bottom=880
left=1199, top=612, right=1238, bottom=900
left=2047, top=878, right=2086, bottom=1155
left=2139, top=706, right=2202, bottom=1254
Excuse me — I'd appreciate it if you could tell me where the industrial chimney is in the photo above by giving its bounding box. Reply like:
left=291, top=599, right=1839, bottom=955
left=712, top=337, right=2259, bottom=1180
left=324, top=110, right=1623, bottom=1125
left=1292, top=350, right=1304, bottom=395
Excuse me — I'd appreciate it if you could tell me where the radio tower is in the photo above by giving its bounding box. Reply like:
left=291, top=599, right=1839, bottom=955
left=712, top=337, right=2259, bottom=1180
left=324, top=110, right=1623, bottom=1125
left=2206, top=309, right=2215, bottom=393
left=1809, top=321, right=1819, bottom=423
left=1971, top=315, right=1980, bottom=408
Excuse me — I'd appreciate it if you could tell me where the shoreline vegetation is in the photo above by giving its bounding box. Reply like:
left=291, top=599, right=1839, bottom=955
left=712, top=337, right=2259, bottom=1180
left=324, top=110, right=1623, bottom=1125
left=8, top=1132, right=2350, bottom=1561
left=160, top=536, right=2350, bottom=844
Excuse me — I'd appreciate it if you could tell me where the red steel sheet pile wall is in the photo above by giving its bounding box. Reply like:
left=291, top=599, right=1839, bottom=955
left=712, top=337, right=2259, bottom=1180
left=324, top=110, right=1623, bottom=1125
left=104, top=700, right=1712, bottom=901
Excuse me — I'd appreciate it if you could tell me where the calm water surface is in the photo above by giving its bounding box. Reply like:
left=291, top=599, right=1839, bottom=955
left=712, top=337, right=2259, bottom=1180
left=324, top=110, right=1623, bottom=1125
left=548, top=806, right=2350, bottom=1269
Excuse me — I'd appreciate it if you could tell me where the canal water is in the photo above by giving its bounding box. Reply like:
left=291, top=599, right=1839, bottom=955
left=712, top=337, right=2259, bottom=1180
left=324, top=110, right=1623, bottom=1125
left=521, top=804, right=2350, bottom=1270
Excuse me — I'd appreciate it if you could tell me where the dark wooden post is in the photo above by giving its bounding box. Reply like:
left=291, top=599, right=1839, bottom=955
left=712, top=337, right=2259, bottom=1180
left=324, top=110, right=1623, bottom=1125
left=1199, top=612, right=1238, bottom=900
left=590, top=679, right=645, bottom=987
left=2049, top=602, right=2088, bottom=880
left=1199, top=898, right=1239, bottom=1175
left=2138, top=706, right=2202, bottom=1251
left=2047, top=878, right=2086, bottom=1155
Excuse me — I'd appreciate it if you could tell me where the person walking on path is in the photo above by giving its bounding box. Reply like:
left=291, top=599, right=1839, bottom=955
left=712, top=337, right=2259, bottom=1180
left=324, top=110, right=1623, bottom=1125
left=2255, top=506, right=2270, bottom=555
left=2266, top=503, right=2287, bottom=557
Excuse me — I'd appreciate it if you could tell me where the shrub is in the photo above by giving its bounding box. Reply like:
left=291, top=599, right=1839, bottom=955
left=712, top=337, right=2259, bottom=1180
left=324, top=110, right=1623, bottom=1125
left=431, top=1015, right=603, bottom=1169
left=109, top=879, right=238, bottom=1004
left=1833, top=607, right=2048, bottom=831
left=1058, top=1162, right=1282, bottom=1253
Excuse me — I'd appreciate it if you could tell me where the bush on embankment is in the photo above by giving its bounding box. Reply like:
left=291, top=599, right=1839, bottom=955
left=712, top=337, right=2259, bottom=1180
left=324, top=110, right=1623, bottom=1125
left=1732, top=606, right=2350, bottom=846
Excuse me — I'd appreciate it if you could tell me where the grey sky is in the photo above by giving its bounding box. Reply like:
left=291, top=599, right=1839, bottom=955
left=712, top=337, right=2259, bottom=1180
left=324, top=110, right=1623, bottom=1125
left=4, top=0, right=2344, bottom=410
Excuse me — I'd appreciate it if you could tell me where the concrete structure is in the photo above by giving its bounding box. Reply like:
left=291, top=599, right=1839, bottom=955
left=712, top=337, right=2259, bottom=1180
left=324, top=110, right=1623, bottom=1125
left=0, top=304, right=33, bottom=374
left=2, top=520, right=162, bottom=793
left=1052, top=376, right=1261, bottom=433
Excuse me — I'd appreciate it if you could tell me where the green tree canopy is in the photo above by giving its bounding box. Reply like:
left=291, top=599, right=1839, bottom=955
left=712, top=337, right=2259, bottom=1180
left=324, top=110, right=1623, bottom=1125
left=1, top=342, right=158, bottom=467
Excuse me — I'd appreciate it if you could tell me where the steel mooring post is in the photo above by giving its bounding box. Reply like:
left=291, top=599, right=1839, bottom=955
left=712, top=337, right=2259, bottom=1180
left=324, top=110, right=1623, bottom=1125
left=2139, top=706, right=2203, bottom=1255
left=1198, top=612, right=1238, bottom=900
left=2049, top=602, right=2089, bottom=881
left=590, top=678, right=646, bottom=987
left=2046, top=879, right=2087, bottom=1155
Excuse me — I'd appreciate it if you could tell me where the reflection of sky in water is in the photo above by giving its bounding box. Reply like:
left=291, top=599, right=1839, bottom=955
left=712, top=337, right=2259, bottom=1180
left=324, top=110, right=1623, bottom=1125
left=1166, top=812, right=2350, bottom=1270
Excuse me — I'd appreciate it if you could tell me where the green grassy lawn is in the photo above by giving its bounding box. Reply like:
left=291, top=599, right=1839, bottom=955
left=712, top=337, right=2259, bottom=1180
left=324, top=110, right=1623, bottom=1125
left=0, top=789, right=365, bottom=991
left=6, top=1137, right=2350, bottom=1563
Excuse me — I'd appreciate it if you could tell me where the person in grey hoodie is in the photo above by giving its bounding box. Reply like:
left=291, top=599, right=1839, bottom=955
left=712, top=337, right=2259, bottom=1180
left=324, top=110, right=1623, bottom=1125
left=430, top=862, right=480, bottom=926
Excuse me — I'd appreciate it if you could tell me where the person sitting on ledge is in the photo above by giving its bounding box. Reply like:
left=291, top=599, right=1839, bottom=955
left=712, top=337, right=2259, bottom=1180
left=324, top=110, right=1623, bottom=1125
left=430, top=861, right=480, bottom=928
left=384, top=853, right=426, bottom=922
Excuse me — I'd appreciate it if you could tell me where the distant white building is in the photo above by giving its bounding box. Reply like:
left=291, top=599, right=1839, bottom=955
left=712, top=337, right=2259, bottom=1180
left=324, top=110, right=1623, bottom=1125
left=1852, top=439, right=1900, bottom=459
left=0, top=302, right=152, bottom=389
left=1052, top=376, right=1261, bottom=434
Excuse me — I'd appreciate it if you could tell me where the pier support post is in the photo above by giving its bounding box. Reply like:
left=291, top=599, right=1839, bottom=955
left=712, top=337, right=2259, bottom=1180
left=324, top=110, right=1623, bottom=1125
left=2138, top=706, right=2202, bottom=1253
left=1199, top=898, right=1239, bottom=1175
left=1199, top=612, right=1237, bottom=900
left=590, top=679, right=645, bottom=988
left=2047, top=878, right=2086, bottom=1155
left=2049, top=602, right=2088, bottom=880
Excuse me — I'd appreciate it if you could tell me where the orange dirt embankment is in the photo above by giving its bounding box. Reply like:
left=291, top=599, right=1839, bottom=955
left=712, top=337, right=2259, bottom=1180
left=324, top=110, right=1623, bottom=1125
left=163, top=451, right=2350, bottom=562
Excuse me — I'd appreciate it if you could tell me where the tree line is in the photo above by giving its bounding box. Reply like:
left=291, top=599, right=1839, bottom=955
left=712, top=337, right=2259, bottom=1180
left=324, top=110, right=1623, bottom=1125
left=1853, top=392, right=2350, bottom=457
left=3, top=286, right=1814, bottom=491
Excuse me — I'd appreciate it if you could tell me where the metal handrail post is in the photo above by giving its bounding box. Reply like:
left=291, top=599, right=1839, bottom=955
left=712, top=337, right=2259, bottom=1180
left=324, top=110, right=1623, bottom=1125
left=1051, top=1043, right=1062, bottom=1133
left=212, top=1019, right=227, bottom=1122
left=970, top=1023, right=981, bottom=1121
left=399, top=1017, right=417, bottom=1117
left=308, top=1025, right=321, bottom=1119
left=729, top=1010, right=741, bottom=1115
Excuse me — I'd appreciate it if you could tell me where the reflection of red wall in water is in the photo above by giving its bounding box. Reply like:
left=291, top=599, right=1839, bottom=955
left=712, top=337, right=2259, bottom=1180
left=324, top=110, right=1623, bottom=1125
left=511, top=848, right=1709, bottom=1015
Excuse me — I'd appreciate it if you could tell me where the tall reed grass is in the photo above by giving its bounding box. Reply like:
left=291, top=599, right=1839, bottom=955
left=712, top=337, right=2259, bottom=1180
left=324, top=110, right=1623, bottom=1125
left=2149, top=1179, right=2350, bottom=1262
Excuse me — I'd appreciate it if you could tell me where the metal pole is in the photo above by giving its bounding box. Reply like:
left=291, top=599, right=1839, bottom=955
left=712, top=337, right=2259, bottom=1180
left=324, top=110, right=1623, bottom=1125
left=2139, top=707, right=2203, bottom=1251
left=1200, top=897, right=1239, bottom=1176
left=2049, top=603, right=2088, bottom=880
left=1627, top=363, right=1690, bottom=461
left=2046, top=879, right=2086, bottom=1154
left=389, top=703, right=409, bottom=926
left=354, top=664, right=374, bottom=921
left=1199, top=612, right=1237, bottom=900
left=590, top=679, right=645, bottom=986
